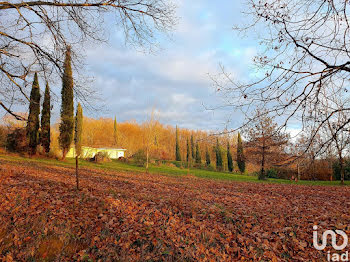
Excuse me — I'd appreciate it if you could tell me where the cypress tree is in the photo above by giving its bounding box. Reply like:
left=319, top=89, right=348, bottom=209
left=74, top=103, right=83, bottom=190
left=27, top=73, right=41, bottom=155
left=175, top=125, right=181, bottom=161
left=59, top=46, right=74, bottom=159
left=191, top=134, right=195, bottom=159
left=216, top=138, right=223, bottom=171
left=237, top=132, right=246, bottom=173
left=40, top=83, right=51, bottom=153
left=186, top=138, right=190, bottom=163
left=227, top=141, right=233, bottom=172
left=205, top=147, right=211, bottom=166
left=195, top=143, right=201, bottom=164
left=113, top=116, right=118, bottom=146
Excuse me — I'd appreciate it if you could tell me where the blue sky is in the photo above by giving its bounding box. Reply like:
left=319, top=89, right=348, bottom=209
left=83, top=0, right=257, bottom=131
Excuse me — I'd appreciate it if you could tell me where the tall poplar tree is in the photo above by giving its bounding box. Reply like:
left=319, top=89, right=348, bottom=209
left=216, top=138, right=223, bottom=171
left=59, top=46, right=74, bottom=159
left=27, top=73, right=41, bottom=155
left=237, top=132, right=246, bottom=173
left=186, top=138, right=190, bottom=163
left=191, top=134, right=195, bottom=159
left=227, top=141, right=233, bottom=172
left=195, top=143, right=201, bottom=164
left=113, top=116, right=118, bottom=146
left=40, top=83, right=51, bottom=153
left=74, top=103, right=83, bottom=190
left=175, top=125, right=181, bottom=161
left=205, top=147, right=211, bottom=166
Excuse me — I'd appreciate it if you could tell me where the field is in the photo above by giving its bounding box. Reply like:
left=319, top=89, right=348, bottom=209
left=1, top=154, right=350, bottom=261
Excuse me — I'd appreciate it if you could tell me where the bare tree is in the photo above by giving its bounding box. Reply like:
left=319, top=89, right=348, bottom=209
left=0, top=1, right=176, bottom=119
left=320, top=87, right=350, bottom=184
left=214, top=0, right=350, bottom=154
left=143, top=108, right=159, bottom=173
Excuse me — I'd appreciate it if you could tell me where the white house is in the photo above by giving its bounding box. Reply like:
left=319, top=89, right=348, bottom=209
left=66, top=146, right=126, bottom=159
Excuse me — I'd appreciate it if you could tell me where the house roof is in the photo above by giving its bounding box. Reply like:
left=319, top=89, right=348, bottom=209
left=81, top=146, right=127, bottom=151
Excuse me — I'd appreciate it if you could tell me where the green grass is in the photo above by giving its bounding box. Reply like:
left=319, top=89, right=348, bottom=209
left=0, top=153, right=349, bottom=186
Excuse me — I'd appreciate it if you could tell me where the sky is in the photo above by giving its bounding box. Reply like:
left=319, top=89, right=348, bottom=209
left=83, top=0, right=258, bottom=132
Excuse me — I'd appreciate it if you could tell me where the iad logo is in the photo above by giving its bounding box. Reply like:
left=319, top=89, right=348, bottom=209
left=313, top=225, right=348, bottom=250
left=313, top=225, right=349, bottom=261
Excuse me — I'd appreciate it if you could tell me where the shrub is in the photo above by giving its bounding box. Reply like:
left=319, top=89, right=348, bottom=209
left=117, top=157, right=128, bottom=163
left=133, top=149, right=147, bottom=167
left=92, top=151, right=111, bottom=163
left=205, top=164, right=216, bottom=171
left=333, top=160, right=350, bottom=181
left=6, top=128, right=28, bottom=153
left=266, top=168, right=278, bottom=179
left=0, top=126, right=8, bottom=148
left=265, top=167, right=297, bottom=180
left=173, top=161, right=183, bottom=168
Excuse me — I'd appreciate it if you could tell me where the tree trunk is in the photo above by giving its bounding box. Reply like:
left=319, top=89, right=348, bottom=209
left=260, top=145, right=266, bottom=180
left=340, top=156, right=345, bottom=185
left=146, top=147, right=149, bottom=173
left=297, top=162, right=300, bottom=181
left=62, top=148, right=68, bottom=160
left=75, top=156, right=79, bottom=190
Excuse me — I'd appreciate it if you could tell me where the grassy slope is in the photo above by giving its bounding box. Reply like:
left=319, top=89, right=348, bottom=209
left=0, top=153, right=348, bottom=186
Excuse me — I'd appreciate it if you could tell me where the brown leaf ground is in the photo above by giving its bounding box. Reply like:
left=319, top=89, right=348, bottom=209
left=1, top=158, right=350, bottom=261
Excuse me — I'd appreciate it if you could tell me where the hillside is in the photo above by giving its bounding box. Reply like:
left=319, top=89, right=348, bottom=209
left=1, top=155, right=349, bottom=261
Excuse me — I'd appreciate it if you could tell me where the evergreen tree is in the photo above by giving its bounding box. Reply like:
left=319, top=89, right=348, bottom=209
left=227, top=141, right=233, bottom=172
left=27, top=73, right=41, bottom=155
left=113, top=116, right=118, bottom=146
left=191, top=134, right=195, bottom=159
left=40, top=83, right=51, bottom=153
left=237, top=132, right=246, bottom=173
left=195, top=143, right=201, bottom=164
left=205, top=147, right=211, bottom=166
left=215, top=138, right=223, bottom=171
left=186, top=138, right=190, bottom=163
left=59, top=46, right=74, bottom=159
left=74, top=103, right=83, bottom=190
left=175, top=125, right=181, bottom=161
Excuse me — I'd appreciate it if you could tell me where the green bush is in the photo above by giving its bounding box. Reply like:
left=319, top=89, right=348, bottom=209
left=265, top=167, right=297, bottom=179
left=173, top=161, right=184, bottom=168
left=333, top=160, right=350, bottom=181
left=6, top=128, right=28, bottom=153
left=133, top=149, right=147, bottom=167
left=266, top=168, right=278, bottom=179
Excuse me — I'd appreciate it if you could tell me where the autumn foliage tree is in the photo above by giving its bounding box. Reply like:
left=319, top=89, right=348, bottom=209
left=245, top=112, right=289, bottom=180
left=113, top=116, right=118, bottom=146
left=191, top=135, right=195, bottom=160
left=40, top=83, right=51, bottom=153
left=195, top=143, right=201, bottom=164
left=227, top=142, right=233, bottom=172
left=26, top=73, right=41, bottom=155
left=175, top=126, right=181, bottom=161
left=144, top=110, right=158, bottom=172
left=186, top=138, right=190, bottom=164
left=59, top=47, right=74, bottom=159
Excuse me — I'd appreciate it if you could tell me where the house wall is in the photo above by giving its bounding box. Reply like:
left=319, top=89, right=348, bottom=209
left=66, top=147, right=125, bottom=159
